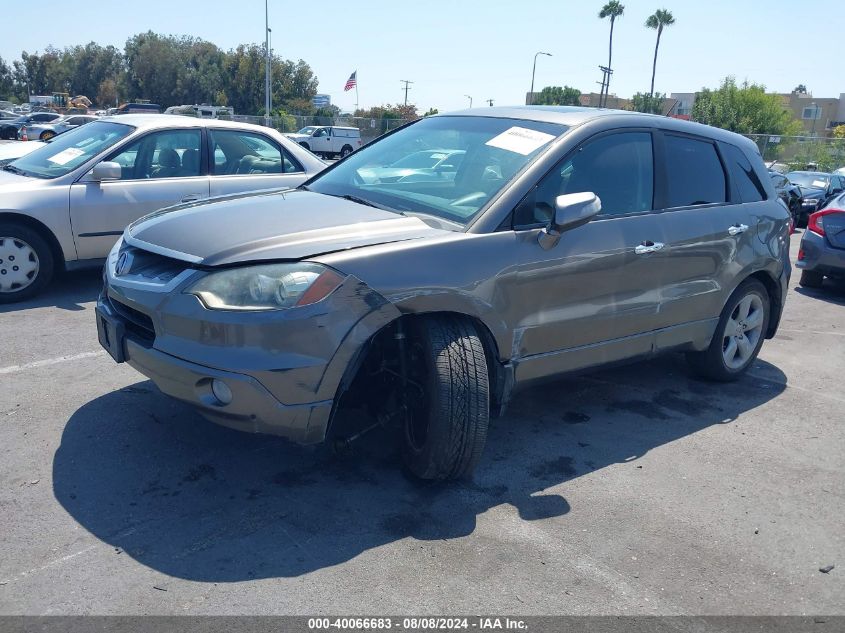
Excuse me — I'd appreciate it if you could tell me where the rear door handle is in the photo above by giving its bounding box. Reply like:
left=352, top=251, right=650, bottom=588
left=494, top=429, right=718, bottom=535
left=181, top=194, right=203, bottom=203
left=728, top=223, right=749, bottom=236
left=635, top=241, right=665, bottom=255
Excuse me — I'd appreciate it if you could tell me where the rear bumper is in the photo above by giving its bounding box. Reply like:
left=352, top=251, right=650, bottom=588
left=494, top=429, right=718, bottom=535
left=797, top=231, right=845, bottom=275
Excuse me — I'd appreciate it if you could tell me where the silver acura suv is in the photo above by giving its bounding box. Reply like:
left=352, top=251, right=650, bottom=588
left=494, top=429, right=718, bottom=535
left=97, top=107, right=791, bottom=480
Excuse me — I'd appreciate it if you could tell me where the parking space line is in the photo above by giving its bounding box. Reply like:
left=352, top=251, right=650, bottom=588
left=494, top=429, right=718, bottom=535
left=0, top=351, right=105, bottom=375
left=778, top=328, right=845, bottom=337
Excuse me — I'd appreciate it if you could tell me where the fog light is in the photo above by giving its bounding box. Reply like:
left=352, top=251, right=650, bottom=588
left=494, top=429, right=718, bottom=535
left=211, top=379, right=233, bottom=405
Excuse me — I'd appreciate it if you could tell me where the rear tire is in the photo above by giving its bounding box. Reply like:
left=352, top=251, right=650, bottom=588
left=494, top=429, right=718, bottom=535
left=799, top=270, right=824, bottom=288
left=686, top=279, right=769, bottom=382
left=340, top=145, right=353, bottom=158
left=401, top=316, right=489, bottom=481
left=0, top=223, right=55, bottom=303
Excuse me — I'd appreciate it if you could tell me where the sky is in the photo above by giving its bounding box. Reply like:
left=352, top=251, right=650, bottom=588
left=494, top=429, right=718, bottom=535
left=2, top=0, right=842, bottom=113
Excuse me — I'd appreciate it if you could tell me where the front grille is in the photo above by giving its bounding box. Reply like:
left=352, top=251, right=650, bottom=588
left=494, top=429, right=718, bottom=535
left=109, top=296, right=155, bottom=344
left=117, top=244, right=187, bottom=284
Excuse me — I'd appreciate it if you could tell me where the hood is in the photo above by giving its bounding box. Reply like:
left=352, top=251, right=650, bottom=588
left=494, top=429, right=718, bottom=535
left=801, top=187, right=826, bottom=199
left=126, top=189, right=450, bottom=267
left=285, top=133, right=309, bottom=141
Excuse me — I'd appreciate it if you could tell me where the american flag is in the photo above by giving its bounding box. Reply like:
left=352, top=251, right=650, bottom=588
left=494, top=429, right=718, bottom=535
left=344, top=71, right=357, bottom=92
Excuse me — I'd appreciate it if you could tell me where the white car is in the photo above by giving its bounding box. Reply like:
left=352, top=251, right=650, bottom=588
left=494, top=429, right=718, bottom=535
left=0, top=115, right=326, bottom=302
left=285, top=126, right=361, bottom=158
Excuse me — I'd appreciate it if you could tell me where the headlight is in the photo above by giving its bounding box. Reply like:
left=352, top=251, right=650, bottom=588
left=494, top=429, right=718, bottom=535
left=187, top=263, right=345, bottom=311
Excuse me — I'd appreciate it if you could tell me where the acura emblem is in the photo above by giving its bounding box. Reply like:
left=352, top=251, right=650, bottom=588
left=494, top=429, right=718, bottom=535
left=115, top=252, right=132, bottom=276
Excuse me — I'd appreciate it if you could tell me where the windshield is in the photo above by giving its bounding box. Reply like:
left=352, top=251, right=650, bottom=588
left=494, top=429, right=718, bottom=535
left=297, top=127, right=318, bottom=135
left=6, top=121, right=134, bottom=179
left=306, top=116, right=566, bottom=226
left=786, top=172, right=830, bottom=189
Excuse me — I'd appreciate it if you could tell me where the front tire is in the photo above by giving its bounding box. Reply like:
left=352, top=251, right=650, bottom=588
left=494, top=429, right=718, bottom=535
left=40, top=131, right=56, bottom=141
left=401, top=316, right=489, bottom=481
left=799, top=270, right=824, bottom=288
left=0, top=223, right=55, bottom=303
left=686, top=279, right=769, bottom=382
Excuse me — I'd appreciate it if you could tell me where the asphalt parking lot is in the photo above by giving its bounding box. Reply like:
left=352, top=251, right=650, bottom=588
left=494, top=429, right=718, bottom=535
left=0, top=236, right=842, bottom=615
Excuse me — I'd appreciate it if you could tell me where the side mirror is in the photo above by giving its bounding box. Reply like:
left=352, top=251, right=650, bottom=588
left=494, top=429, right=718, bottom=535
left=91, top=161, right=121, bottom=182
left=538, top=192, right=602, bottom=250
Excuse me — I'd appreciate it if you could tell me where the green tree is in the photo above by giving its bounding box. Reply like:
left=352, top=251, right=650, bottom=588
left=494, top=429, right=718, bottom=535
left=631, top=91, right=665, bottom=114
left=534, top=85, right=581, bottom=106
left=0, top=56, right=14, bottom=100
left=645, top=9, right=674, bottom=97
left=96, top=78, right=118, bottom=107
left=691, top=77, right=803, bottom=136
left=423, top=107, right=439, bottom=116
left=833, top=125, right=845, bottom=139
left=598, top=1, right=624, bottom=104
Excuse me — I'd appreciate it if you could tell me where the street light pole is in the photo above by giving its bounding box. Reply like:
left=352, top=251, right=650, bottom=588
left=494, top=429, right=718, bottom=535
left=268, top=27, right=272, bottom=118
left=529, top=51, right=552, bottom=105
left=264, top=0, right=270, bottom=127
left=465, top=95, right=472, bottom=108
left=811, top=102, right=818, bottom=137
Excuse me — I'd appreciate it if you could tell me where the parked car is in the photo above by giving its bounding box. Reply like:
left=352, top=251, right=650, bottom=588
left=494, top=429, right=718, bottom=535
left=96, top=106, right=790, bottom=481
left=796, top=192, right=845, bottom=288
left=357, top=149, right=466, bottom=183
left=0, top=111, right=62, bottom=139
left=286, top=126, right=361, bottom=158
left=20, top=114, right=98, bottom=141
left=0, top=110, right=20, bottom=120
left=0, top=115, right=325, bottom=302
left=0, top=140, right=45, bottom=167
left=769, top=171, right=802, bottom=223
left=786, top=171, right=845, bottom=227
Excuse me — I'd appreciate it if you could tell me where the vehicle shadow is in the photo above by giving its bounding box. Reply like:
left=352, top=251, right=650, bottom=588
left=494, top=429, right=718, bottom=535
left=0, top=269, right=101, bottom=313
left=794, top=279, right=845, bottom=306
left=53, top=354, right=786, bottom=581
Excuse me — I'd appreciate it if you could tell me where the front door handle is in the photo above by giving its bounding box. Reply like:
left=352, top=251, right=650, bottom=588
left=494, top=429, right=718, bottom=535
left=728, top=223, right=749, bottom=236
left=635, top=241, right=665, bottom=255
left=181, top=194, right=203, bottom=203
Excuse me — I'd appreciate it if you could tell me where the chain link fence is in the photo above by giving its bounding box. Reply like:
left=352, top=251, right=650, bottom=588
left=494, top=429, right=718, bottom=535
left=218, top=114, right=413, bottom=146
left=745, top=134, right=845, bottom=172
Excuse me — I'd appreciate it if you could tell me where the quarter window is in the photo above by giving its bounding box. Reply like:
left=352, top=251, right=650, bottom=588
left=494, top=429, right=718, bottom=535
left=721, top=143, right=766, bottom=203
left=515, top=131, right=654, bottom=226
left=663, top=135, right=726, bottom=207
left=209, top=130, right=303, bottom=175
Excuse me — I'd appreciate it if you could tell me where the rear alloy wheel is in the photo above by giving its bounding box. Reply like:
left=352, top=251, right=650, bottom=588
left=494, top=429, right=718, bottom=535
left=687, top=279, right=769, bottom=381
left=799, top=270, right=824, bottom=288
left=340, top=145, right=353, bottom=158
left=40, top=130, right=56, bottom=141
left=400, top=316, right=489, bottom=481
left=0, top=224, right=54, bottom=303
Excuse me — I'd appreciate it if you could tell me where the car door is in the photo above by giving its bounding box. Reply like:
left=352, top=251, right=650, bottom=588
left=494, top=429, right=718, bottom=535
left=69, top=128, right=209, bottom=260
left=644, top=133, right=761, bottom=341
left=502, top=130, right=667, bottom=381
left=208, top=128, right=310, bottom=197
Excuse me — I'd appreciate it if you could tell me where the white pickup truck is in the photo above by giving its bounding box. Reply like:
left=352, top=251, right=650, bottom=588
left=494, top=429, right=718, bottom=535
left=285, top=126, right=361, bottom=158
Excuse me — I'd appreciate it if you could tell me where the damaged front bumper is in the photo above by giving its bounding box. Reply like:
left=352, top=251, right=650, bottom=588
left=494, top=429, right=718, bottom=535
left=96, top=263, right=399, bottom=444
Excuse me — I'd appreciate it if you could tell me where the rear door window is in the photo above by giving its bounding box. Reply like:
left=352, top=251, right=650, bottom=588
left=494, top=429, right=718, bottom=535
left=721, top=143, right=767, bottom=203
left=209, top=129, right=303, bottom=175
left=663, top=134, right=727, bottom=207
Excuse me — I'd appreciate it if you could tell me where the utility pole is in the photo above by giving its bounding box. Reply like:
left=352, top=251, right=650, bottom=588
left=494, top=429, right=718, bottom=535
left=465, top=95, right=473, bottom=108
left=264, top=0, right=270, bottom=126
left=400, top=80, right=414, bottom=106
left=268, top=27, right=272, bottom=115
left=486, top=99, right=494, bottom=107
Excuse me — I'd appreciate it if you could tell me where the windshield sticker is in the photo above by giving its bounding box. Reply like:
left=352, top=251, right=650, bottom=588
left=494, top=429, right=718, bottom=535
left=485, top=126, right=556, bottom=155
left=812, top=180, right=827, bottom=188
left=46, top=147, right=84, bottom=165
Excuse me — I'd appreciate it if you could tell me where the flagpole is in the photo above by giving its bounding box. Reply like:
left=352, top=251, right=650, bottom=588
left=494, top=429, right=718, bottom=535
left=355, top=82, right=359, bottom=112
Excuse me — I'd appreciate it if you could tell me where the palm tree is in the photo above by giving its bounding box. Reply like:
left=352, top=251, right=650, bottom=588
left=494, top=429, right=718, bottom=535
left=598, top=1, right=625, bottom=107
left=645, top=9, right=675, bottom=97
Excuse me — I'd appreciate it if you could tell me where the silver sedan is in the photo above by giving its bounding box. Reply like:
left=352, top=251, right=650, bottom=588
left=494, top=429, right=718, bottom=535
left=0, top=115, right=326, bottom=302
